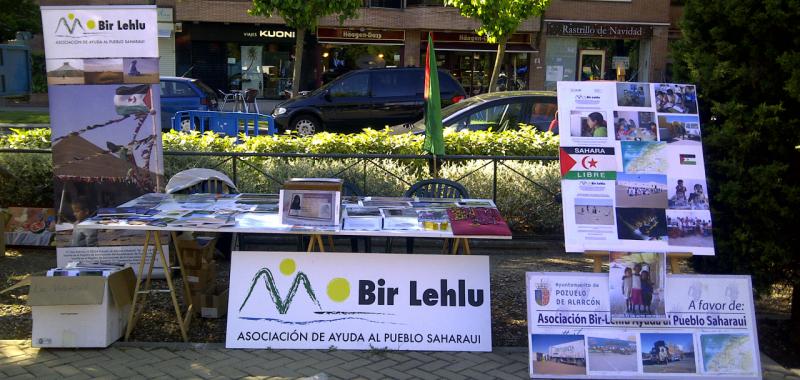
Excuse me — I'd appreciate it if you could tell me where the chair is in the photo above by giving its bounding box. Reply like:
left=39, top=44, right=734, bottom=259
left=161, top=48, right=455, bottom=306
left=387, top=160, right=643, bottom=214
left=243, top=89, right=259, bottom=114
left=386, top=179, right=470, bottom=253
left=166, top=169, right=237, bottom=259
left=217, top=89, right=236, bottom=111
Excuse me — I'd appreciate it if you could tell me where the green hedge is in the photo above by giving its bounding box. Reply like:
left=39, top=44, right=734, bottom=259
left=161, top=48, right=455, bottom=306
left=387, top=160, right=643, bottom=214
left=1, top=127, right=563, bottom=233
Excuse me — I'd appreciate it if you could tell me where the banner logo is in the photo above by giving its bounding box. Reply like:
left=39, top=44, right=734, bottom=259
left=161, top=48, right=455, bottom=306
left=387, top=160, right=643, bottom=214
left=55, top=13, right=92, bottom=36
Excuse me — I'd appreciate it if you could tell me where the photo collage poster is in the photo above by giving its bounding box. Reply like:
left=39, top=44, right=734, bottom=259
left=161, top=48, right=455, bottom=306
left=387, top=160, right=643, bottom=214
left=527, top=272, right=761, bottom=379
left=557, top=81, right=714, bottom=255
left=41, top=5, right=165, bottom=267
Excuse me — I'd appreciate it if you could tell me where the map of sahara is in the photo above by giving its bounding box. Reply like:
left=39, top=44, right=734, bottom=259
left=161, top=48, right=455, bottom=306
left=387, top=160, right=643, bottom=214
left=623, top=143, right=668, bottom=173
left=702, top=335, right=754, bottom=373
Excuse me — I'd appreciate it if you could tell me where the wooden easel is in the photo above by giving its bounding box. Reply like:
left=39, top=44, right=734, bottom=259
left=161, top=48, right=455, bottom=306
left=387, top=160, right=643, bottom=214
left=125, top=231, right=193, bottom=342
left=585, top=250, right=692, bottom=274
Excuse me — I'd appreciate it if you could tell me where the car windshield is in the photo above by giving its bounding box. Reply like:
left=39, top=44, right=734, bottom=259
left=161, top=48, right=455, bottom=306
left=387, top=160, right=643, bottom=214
left=409, top=96, right=486, bottom=130
left=192, top=80, right=217, bottom=99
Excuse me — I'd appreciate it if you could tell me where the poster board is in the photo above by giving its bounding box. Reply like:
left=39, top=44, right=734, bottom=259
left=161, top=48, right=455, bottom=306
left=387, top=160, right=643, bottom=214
left=41, top=5, right=164, bottom=269
left=526, top=272, right=761, bottom=379
left=226, top=251, right=491, bottom=351
left=557, top=81, right=713, bottom=255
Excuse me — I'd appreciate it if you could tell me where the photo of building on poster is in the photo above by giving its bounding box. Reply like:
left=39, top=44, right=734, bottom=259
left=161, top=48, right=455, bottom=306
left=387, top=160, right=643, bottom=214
left=530, top=334, right=586, bottom=376
left=640, top=333, right=697, bottom=374
left=608, top=252, right=666, bottom=321
left=50, top=84, right=163, bottom=248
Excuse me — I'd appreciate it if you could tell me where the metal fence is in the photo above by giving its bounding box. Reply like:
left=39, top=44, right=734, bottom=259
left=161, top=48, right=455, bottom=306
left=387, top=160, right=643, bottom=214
left=0, top=149, right=564, bottom=233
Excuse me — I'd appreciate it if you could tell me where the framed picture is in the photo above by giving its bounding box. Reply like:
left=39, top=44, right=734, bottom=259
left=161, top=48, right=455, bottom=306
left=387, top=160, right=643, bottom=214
left=279, top=189, right=341, bottom=226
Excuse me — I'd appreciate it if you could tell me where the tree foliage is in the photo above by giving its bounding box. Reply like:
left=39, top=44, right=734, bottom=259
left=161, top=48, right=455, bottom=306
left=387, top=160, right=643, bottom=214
left=672, top=0, right=800, bottom=332
left=444, top=0, right=550, bottom=92
left=249, top=0, right=361, bottom=96
left=0, top=0, right=41, bottom=42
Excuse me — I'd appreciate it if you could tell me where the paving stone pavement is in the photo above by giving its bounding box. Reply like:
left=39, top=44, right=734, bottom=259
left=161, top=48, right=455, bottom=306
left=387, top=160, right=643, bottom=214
left=1, top=340, right=798, bottom=379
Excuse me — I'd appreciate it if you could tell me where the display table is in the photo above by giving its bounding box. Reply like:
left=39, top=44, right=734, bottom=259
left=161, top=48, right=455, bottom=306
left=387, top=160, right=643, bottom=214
left=76, top=193, right=511, bottom=342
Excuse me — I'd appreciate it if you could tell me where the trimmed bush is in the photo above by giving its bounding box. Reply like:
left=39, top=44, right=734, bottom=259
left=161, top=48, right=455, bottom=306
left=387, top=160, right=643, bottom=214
left=1, top=127, right=562, bottom=232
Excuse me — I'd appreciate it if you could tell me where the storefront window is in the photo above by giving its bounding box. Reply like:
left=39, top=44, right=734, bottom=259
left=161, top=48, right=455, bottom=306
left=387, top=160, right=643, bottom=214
left=426, top=51, right=529, bottom=95
left=577, top=39, right=640, bottom=81
left=320, top=44, right=401, bottom=84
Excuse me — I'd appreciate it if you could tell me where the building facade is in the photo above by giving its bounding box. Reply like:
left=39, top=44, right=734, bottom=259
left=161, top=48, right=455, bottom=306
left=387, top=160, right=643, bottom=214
left=40, top=0, right=682, bottom=98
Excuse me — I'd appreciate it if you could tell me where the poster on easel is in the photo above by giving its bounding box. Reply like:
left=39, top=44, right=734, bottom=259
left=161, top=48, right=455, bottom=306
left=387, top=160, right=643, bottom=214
left=527, top=272, right=761, bottom=379
left=40, top=5, right=166, bottom=272
left=557, top=81, right=714, bottom=255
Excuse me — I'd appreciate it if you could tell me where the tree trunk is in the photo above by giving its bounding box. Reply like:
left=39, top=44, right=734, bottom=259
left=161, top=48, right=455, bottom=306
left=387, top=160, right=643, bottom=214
left=792, top=281, right=800, bottom=346
left=488, top=36, right=507, bottom=93
left=292, top=27, right=305, bottom=98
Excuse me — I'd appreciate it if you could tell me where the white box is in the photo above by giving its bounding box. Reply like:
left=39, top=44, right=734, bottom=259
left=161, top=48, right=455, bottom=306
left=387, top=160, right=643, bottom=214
left=29, top=268, right=135, bottom=348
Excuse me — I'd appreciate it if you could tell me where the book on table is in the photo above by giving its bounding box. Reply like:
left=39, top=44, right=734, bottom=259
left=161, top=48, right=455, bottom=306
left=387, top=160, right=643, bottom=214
left=342, top=206, right=383, bottom=231
left=381, top=207, right=420, bottom=230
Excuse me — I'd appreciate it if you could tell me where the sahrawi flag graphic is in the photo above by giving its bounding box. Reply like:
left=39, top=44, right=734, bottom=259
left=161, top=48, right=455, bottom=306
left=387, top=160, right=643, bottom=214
left=114, top=84, right=152, bottom=116
left=560, top=146, right=617, bottom=180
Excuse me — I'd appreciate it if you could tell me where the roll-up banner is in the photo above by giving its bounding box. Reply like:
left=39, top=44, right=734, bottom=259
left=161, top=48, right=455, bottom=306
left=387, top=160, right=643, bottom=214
left=41, top=5, right=166, bottom=273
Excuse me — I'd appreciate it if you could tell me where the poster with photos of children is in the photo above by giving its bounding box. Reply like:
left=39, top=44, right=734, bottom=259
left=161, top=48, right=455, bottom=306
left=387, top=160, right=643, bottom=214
left=557, top=81, right=714, bottom=255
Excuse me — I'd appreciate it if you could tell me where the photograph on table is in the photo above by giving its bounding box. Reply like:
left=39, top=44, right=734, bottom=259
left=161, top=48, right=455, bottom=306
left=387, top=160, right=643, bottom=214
left=530, top=334, right=586, bottom=376
left=586, top=333, right=639, bottom=374
left=123, top=58, right=159, bottom=84
left=616, top=208, right=668, bottom=241
left=569, top=110, right=610, bottom=138
left=279, top=189, right=341, bottom=226
left=655, top=83, right=698, bottom=114
left=700, top=333, right=756, bottom=375
left=657, top=114, right=702, bottom=145
left=621, top=141, right=668, bottom=174
left=46, top=58, right=85, bottom=85
left=616, top=83, right=652, bottom=107
left=613, top=110, right=657, bottom=141
left=640, top=333, right=697, bottom=374
left=668, top=178, right=709, bottom=210
left=666, top=210, right=714, bottom=247
left=615, top=173, right=668, bottom=208
left=83, top=58, right=124, bottom=84
left=608, top=252, right=667, bottom=321
left=574, top=197, right=615, bottom=225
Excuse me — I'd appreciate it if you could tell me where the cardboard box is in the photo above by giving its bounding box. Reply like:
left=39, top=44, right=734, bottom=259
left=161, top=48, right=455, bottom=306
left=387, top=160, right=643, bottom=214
left=176, top=236, right=216, bottom=270
left=28, top=267, right=135, bottom=348
left=184, top=260, right=216, bottom=292
left=190, top=286, right=229, bottom=318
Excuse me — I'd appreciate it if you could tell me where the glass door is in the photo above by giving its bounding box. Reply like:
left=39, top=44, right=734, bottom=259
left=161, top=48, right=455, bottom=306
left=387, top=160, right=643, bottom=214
left=578, top=49, right=605, bottom=81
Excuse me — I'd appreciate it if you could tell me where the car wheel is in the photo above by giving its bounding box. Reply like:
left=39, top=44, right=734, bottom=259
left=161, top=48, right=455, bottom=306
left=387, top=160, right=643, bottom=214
left=180, top=118, right=192, bottom=132
left=292, top=115, right=321, bottom=136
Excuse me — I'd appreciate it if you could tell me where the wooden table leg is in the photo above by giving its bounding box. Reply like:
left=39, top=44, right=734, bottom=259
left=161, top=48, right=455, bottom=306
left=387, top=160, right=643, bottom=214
left=462, top=239, right=471, bottom=255
left=326, top=235, right=335, bottom=251
left=154, top=232, right=189, bottom=342
left=316, top=235, right=325, bottom=252
left=451, top=238, right=461, bottom=255
left=125, top=230, right=152, bottom=341
left=171, top=232, right=194, bottom=326
left=306, top=235, right=316, bottom=253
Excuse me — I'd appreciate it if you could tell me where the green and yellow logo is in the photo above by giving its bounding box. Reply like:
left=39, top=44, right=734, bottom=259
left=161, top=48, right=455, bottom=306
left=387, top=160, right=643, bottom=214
left=239, top=258, right=352, bottom=315
left=55, top=13, right=92, bottom=35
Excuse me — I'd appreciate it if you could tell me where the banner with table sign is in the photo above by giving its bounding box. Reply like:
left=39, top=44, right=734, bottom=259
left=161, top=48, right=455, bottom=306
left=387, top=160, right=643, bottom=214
left=40, top=5, right=164, bottom=272
left=557, top=81, right=713, bottom=255
left=226, top=251, right=491, bottom=351
left=526, top=272, right=761, bottom=379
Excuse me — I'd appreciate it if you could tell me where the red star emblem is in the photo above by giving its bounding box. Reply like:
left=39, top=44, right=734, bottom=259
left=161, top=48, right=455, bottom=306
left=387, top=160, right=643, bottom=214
left=588, top=158, right=598, bottom=168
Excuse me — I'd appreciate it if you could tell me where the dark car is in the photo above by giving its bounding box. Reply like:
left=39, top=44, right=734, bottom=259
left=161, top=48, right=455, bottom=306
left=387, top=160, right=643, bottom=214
left=391, top=91, right=557, bottom=135
left=271, top=68, right=467, bottom=135
left=159, top=76, right=219, bottom=131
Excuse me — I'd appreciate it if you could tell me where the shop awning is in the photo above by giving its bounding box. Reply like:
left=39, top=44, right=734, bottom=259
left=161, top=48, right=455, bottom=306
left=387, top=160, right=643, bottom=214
left=421, top=42, right=538, bottom=53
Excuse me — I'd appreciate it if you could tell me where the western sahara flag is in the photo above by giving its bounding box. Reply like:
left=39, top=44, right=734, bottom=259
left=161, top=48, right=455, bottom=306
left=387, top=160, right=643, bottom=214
left=560, top=146, right=617, bottom=180
left=114, top=84, right=152, bottom=116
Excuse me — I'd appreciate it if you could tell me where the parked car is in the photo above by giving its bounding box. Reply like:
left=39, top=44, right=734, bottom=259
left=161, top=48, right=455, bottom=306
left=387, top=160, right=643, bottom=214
left=159, top=76, right=219, bottom=131
left=390, top=91, right=557, bottom=135
left=271, top=68, right=467, bottom=135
